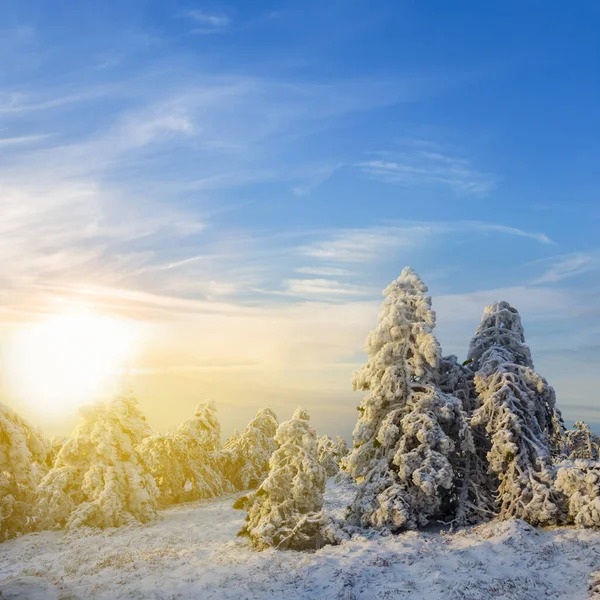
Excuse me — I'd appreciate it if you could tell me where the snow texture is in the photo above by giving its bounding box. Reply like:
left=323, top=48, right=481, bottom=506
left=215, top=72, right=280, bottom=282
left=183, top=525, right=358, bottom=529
left=223, top=408, right=278, bottom=490
left=238, top=407, right=333, bottom=550
left=469, top=302, right=564, bottom=525
left=1, top=479, right=599, bottom=599
left=0, top=402, right=49, bottom=540
left=35, top=390, right=159, bottom=530
left=345, top=268, right=472, bottom=531
left=138, top=401, right=232, bottom=506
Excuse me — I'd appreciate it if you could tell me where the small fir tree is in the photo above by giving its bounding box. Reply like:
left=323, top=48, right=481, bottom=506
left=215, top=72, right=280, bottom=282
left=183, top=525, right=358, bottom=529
left=317, top=435, right=348, bottom=477
left=566, top=422, right=600, bottom=461
left=236, top=408, right=332, bottom=550
left=555, top=459, right=600, bottom=528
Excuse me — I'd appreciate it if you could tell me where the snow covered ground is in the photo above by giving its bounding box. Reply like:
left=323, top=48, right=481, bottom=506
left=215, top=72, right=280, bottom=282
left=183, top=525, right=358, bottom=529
left=1, top=481, right=599, bottom=600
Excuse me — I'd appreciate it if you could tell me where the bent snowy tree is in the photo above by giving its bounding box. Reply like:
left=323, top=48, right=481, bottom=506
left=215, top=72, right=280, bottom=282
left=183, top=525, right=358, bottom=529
left=138, top=401, right=232, bottom=506
left=468, top=302, right=565, bottom=525
left=345, top=267, right=472, bottom=531
left=237, top=407, right=333, bottom=550
left=36, top=390, right=159, bottom=530
left=0, top=402, right=50, bottom=540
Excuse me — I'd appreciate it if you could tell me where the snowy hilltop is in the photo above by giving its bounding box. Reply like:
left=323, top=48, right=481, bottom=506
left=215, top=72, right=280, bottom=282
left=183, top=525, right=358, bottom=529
left=1, top=267, right=600, bottom=599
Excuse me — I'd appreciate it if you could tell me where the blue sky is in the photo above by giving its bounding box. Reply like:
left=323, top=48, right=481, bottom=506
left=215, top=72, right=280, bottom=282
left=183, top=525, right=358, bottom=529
left=0, top=0, right=599, bottom=437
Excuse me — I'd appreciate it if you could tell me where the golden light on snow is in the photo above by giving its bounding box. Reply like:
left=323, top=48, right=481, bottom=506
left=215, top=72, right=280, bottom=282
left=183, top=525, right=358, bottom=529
left=2, top=310, right=138, bottom=414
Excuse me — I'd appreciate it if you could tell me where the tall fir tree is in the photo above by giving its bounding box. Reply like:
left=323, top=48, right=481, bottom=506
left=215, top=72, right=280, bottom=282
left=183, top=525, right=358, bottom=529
left=467, top=301, right=564, bottom=525
left=345, top=268, right=471, bottom=531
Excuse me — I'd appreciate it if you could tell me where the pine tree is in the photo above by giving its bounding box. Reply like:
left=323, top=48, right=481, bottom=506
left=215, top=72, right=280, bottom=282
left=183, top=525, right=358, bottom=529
left=317, top=435, right=348, bottom=477
left=566, top=422, right=600, bottom=461
left=236, top=408, right=332, bottom=550
left=468, top=302, right=564, bottom=525
left=36, top=390, right=158, bottom=530
left=345, top=268, right=471, bottom=531
left=0, top=402, right=49, bottom=540
left=223, top=408, right=278, bottom=490
left=138, top=401, right=232, bottom=506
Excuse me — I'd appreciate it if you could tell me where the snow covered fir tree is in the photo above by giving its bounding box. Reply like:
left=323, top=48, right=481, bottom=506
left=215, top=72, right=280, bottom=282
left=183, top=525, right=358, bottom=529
left=566, top=422, right=600, bottom=461
left=345, top=267, right=473, bottom=531
left=0, top=402, right=49, bottom=540
left=235, top=407, right=335, bottom=550
left=467, top=301, right=565, bottom=525
left=223, top=408, right=278, bottom=490
left=138, top=401, right=232, bottom=506
left=36, top=390, right=159, bottom=530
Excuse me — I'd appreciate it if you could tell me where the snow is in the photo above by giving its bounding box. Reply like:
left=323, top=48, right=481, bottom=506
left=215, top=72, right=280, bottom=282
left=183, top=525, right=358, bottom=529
left=1, top=480, right=599, bottom=600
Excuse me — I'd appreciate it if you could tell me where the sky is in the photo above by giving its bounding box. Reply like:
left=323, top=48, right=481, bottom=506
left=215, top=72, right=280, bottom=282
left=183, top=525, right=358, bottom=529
left=0, top=0, right=599, bottom=440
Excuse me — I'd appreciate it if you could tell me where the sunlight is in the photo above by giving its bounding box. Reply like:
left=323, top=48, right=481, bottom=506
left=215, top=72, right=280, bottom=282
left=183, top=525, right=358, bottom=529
left=2, top=310, right=138, bottom=415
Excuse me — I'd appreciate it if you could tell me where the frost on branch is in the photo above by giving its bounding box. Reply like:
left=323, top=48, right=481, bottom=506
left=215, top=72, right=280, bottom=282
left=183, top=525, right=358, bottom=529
left=138, top=401, right=232, bottom=506
left=345, top=267, right=471, bottom=531
left=566, top=422, right=600, bottom=461
left=469, top=302, right=564, bottom=525
left=555, top=460, right=600, bottom=528
left=36, top=391, right=158, bottom=530
left=317, top=435, right=348, bottom=477
left=223, top=408, right=278, bottom=490
left=237, top=407, right=334, bottom=550
left=0, top=402, right=49, bottom=540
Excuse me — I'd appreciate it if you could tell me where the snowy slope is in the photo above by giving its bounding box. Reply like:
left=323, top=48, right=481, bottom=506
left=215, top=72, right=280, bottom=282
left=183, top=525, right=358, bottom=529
left=1, top=480, right=599, bottom=600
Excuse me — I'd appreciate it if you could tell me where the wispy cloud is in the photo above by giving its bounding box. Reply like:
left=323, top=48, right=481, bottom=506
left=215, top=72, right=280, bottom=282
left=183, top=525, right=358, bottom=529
left=355, top=143, right=496, bottom=194
left=284, top=278, right=368, bottom=298
left=0, top=134, right=50, bottom=147
left=532, top=253, right=600, bottom=284
left=187, top=9, right=231, bottom=34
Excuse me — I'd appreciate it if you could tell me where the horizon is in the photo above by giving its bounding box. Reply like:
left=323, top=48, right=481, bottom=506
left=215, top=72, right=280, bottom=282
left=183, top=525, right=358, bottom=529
left=0, top=0, right=598, bottom=440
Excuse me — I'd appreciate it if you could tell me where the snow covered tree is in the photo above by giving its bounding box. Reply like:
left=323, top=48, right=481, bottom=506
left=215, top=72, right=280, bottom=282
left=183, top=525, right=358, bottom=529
left=317, top=435, right=348, bottom=477
left=555, top=460, right=600, bottom=528
left=566, top=422, right=600, bottom=461
left=0, top=402, right=49, bottom=540
left=236, top=407, right=333, bottom=550
left=36, top=390, right=158, bottom=530
left=45, top=436, right=67, bottom=470
left=468, top=302, right=564, bottom=525
left=223, top=408, right=278, bottom=490
left=345, top=268, right=472, bottom=531
left=138, top=401, right=232, bottom=506
left=467, top=301, right=566, bottom=459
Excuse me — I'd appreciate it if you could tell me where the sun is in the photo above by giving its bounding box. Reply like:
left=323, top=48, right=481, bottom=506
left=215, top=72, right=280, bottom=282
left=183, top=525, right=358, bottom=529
left=2, top=310, right=138, bottom=415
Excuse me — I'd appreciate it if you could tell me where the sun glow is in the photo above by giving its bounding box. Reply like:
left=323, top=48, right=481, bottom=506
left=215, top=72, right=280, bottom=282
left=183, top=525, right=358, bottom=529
left=2, top=311, right=138, bottom=415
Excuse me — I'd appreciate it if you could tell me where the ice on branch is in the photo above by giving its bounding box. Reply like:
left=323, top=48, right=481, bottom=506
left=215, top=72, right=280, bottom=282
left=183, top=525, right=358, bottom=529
left=236, top=407, right=335, bottom=550
left=138, top=401, right=232, bottom=506
left=36, top=390, right=158, bottom=530
left=555, top=460, right=600, bottom=528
